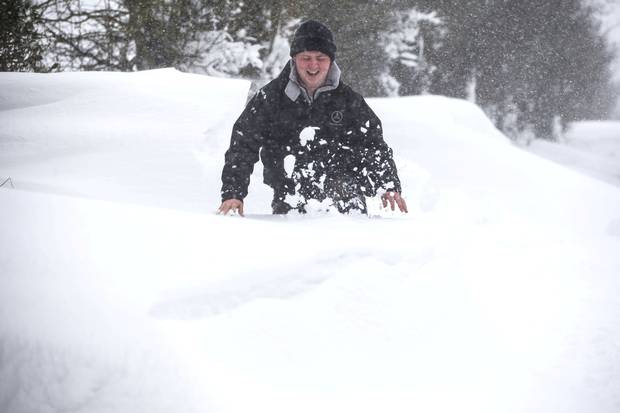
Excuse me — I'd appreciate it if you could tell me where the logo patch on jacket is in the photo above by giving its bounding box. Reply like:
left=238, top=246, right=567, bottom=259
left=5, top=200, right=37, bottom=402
left=329, top=110, right=344, bottom=126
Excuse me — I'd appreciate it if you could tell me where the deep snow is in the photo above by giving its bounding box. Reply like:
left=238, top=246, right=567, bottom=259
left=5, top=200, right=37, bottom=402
left=525, top=121, right=620, bottom=188
left=1, top=69, right=620, bottom=413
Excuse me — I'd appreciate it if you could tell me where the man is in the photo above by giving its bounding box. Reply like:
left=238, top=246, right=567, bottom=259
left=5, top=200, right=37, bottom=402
left=218, top=19, right=407, bottom=216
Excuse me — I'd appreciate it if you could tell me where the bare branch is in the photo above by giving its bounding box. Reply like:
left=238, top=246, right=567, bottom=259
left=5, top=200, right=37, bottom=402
left=0, top=177, right=14, bottom=189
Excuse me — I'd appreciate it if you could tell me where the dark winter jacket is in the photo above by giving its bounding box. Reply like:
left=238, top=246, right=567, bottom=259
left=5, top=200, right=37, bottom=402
left=220, top=61, right=401, bottom=202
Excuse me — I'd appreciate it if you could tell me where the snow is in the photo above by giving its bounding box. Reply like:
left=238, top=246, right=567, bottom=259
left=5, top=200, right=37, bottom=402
left=524, top=121, right=620, bottom=188
left=1, top=69, right=620, bottom=413
left=283, top=154, right=296, bottom=178
left=299, top=125, right=319, bottom=146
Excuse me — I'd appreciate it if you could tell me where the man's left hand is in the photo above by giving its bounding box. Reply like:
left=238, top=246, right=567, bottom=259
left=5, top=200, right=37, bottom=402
left=381, top=192, right=408, bottom=213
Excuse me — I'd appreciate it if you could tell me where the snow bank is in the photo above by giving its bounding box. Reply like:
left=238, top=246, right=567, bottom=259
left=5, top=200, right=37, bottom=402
left=0, top=69, right=251, bottom=211
left=1, top=70, right=620, bottom=413
left=524, top=121, right=620, bottom=188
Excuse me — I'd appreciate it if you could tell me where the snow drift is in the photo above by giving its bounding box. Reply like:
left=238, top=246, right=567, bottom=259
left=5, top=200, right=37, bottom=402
left=1, top=69, right=620, bottom=413
left=526, top=120, right=620, bottom=188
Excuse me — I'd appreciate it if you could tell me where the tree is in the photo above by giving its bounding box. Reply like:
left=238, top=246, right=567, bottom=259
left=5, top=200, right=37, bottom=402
left=496, top=0, right=615, bottom=138
left=1, top=0, right=45, bottom=71
left=37, top=0, right=133, bottom=71
left=282, top=0, right=415, bottom=97
left=23, top=0, right=617, bottom=137
left=183, top=0, right=288, bottom=78
left=427, top=0, right=616, bottom=140
left=380, top=8, right=444, bottom=96
left=35, top=0, right=267, bottom=75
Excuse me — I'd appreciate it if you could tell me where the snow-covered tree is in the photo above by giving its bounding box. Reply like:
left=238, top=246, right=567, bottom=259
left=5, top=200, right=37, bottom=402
left=430, top=0, right=616, bottom=140
left=35, top=0, right=266, bottom=76
left=380, top=8, right=444, bottom=96
left=182, top=29, right=263, bottom=76
left=25, top=0, right=618, bottom=136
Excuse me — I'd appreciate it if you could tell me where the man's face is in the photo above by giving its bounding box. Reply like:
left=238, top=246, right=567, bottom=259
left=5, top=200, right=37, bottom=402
left=293, top=51, right=331, bottom=92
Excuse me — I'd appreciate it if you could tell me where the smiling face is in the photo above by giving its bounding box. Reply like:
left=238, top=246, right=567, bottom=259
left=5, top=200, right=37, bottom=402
left=293, top=51, right=332, bottom=95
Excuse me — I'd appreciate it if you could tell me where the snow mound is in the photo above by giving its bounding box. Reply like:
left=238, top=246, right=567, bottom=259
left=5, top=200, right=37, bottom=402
left=0, top=69, right=252, bottom=212
left=0, top=68, right=248, bottom=111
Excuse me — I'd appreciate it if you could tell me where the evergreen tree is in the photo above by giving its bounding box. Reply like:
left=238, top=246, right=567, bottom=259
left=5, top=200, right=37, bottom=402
left=124, top=0, right=204, bottom=70
left=425, top=0, right=485, bottom=99
left=428, top=0, right=615, bottom=139
left=0, top=0, right=45, bottom=71
left=381, top=8, right=444, bottom=96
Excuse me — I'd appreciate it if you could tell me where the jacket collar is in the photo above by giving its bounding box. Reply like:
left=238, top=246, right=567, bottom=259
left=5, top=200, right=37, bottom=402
left=285, top=59, right=341, bottom=103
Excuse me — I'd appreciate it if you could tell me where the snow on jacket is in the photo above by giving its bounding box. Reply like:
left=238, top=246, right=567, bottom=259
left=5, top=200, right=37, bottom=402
left=220, top=60, right=402, bottom=202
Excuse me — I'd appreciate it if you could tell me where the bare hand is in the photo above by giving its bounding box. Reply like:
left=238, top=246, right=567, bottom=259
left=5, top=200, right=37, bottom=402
left=217, top=199, right=244, bottom=216
left=381, top=192, right=408, bottom=213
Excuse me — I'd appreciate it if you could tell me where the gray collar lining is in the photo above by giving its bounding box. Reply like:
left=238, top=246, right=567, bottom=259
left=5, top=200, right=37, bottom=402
left=285, top=60, right=341, bottom=103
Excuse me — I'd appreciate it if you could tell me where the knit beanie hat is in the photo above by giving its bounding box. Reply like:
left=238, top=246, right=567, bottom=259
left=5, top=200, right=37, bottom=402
left=290, top=20, right=337, bottom=61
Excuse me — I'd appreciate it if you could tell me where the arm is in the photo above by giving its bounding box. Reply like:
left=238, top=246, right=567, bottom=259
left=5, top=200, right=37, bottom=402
left=356, top=98, right=402, bottom=183
left=219, top=91, right=268, bottom=214
left=355, top=97, right=407, bottom=213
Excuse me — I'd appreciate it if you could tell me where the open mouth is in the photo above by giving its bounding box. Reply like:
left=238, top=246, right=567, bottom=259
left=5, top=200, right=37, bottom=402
left=306, top=70, right=320, bottom=77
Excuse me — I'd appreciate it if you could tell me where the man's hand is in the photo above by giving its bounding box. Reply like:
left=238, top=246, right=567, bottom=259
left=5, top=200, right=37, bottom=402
left=218, top=199, right=244, bottom=216
left=381, top=192, right=408, bottom=213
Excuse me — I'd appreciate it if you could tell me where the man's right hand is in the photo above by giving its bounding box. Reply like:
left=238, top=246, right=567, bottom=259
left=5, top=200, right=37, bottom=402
left=217, top=199, right=244, bottom=216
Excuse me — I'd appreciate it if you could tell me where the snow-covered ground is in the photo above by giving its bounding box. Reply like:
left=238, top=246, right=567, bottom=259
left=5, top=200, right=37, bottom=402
left=525, top=121, right=620, bottom=188
left=1, top=69, right=620, bottom=413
